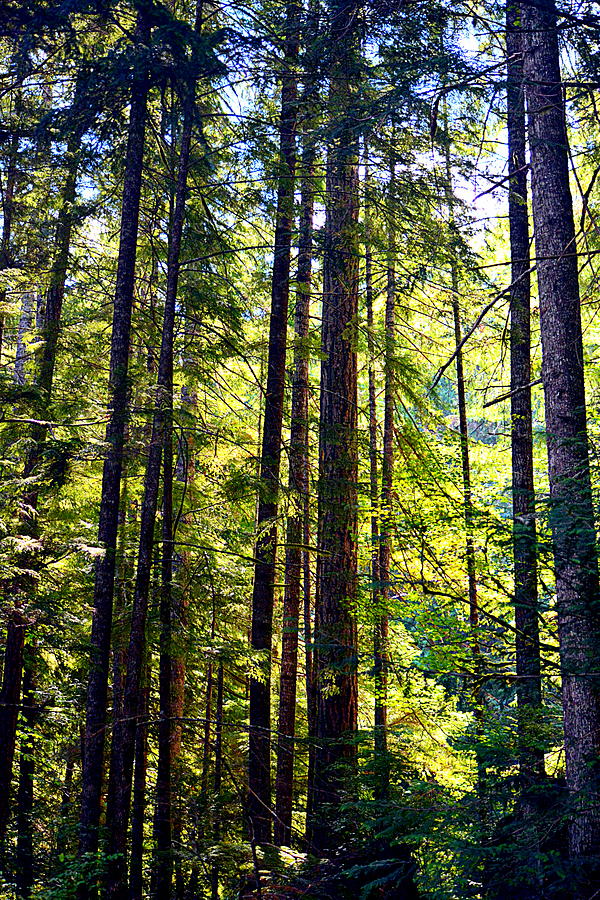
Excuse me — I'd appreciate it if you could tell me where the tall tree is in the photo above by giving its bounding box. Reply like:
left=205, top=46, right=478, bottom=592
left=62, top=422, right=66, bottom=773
left=364, top=150, right=382, bottom=773
left=308, top=0, right=360, bottom=853
left=274, top=121, right=314, bottom=847
left=0, top=111, right=86, bottom=863
left=506, top=0, right=545, bottom=793
left=153, top=422, right=175, bottom=898
left=375, top=154, right=396, bottom=798
left=78, top=7, right=151, bottom=872
left=0, top=607, right=25, bottom=853
left=523, top=0, right=600, bottom=888
left=129, top=657, right=150, bottom=900
left=15, top=656, right=36, bottom=899
left=248, top=0, right=300, bottom=843
left=104, top=17, right=200, bottom=890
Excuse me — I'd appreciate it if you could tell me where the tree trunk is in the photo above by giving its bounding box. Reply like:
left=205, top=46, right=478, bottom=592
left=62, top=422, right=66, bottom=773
left=0, top=86, right=20, bottom=370
left=0, top=607, right=26, bottom=851
left=104, top=39, right=195, bottom=896
left=79, top=9, right=150, bottom=875
left=129, top=657, right=151, bottom=900
left=56, top=744, right=77, bottom=862
left=506, top=0, right=545, bottom=791
left=375, top=158, right=395, bottom=799
left=274, top=124, right=314, bottom=848
left=16, top=659, right=35, bottom=899
left=34, top=128, right=82, bottom=414
left=211, top=661, right=224, bottom=900
left=152, top=396, right=175, bottom=900
left=0, top=121, right=83, bottom=869
left=364, top=151, right=384, bottom=787
left=442, top=124, right=487, bottom=827
left=248, top=0, right=300, bottom=844
left=13, top=291, right=34, bottom=385
left=523, top=0, right=600, bottom=886
left=171, top=583, right=188, bottom=900
left=309, top=0, right=360, bottom=853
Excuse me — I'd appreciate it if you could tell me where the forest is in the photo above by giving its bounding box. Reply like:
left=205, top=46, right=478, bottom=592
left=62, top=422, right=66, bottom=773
left=3, top=0, right=600, bottom=895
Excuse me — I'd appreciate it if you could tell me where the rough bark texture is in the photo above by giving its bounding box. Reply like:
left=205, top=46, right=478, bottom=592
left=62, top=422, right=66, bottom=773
left=365, top=154, right=381, bottom=754
left=79, top=10, right=150, bottom=873
left=506, top=1, right=545, bottom=790
left=14, top=292, right=34, bottom=385
left=153, top=430, right=174, bottom=900
left=129, top=658, right=150, bottom=900
left=34, top=129, right=81, bottom=413
left=0, top=607, right=26, bottom=850
left=309, top=0, right=360, bottom=853
left=248, top=0, right=299, bottom=843
left=0, top=89, right=19, bottom=364
left=104, top=45, right=197, bottom=895
left=274, top=129, right=314, bottom=848
left=0, top=135, right=82, bottom=860
left=523, top=0, right=600, bottom=886
left=16, top=659, right=35, bottom=899
left=211, top=662, right=224, bottom=900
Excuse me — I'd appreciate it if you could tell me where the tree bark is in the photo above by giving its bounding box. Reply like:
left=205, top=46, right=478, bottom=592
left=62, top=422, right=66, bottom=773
left=211, top=661, right=224, bottom=900
left=0, top=84, right=20, bottom=368
left=274, top=125, right=314, bottom=848
left=506, top=0, right=545, bottom=791
left=104, top=14, right=203, bottom=886
left=248, top=0, right=300, bottom=843
left=375, top=157, right=395, bottom=799
left=0, top=607, right=26, bottom=851
left=152, top=432, right=175, bottom=900
left=129, top=656, right=150, bottom=900
left=56, top=744, right=77, bottom=862
left=0, top=120, right=83, bottom=869
left=16, top=658, right=35, bottom=899
left=13, top=292, right=34, bottom=385
left=523, top=0, right=600, bottom=886
left=79, top=9, right=151, bottom=876
left=308, top=0, right=360, bottom=853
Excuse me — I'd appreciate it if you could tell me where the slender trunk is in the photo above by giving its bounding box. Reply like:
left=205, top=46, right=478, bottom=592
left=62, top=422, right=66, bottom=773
left=452, top=302, right=478, bottom=632
left=0, top=123, right=83, bottom=869
left=171, top=588, right=187, bottom=900
left=523, top=0, right=600, bottom=886
left=0, top=97, right=24, bottom=847
left=16, top=660, right=35, bottom=899
left=274, top=127, right=314, bottom=848
left=375, top=159, right=395, bottom=798
left=211, top=661, right=224, bottom=900
left=364, top=152, right=383, bottom=778
left=0, top=608, right=26, bottom=851
left=80, top=19, right=150, bottom=872
left=112, top=477, right=132, bottom=729
left=248, top=0, right=300, bottom=843
left=201, top=664, right=213, bottom=803
left=0, top=113, right=19, bottom=270
left=79, top=10, right=150, bottom=874
left=56, top=744, right=77, bottom=861
left=451, top=260, right=488, bottom=810
left=34, top=129, right=81, bottom=415
left=506, top=0, right=545, bottom=791
left=309, top=0, right=360, bottom=853
left=153, top=407, right=175, bottom=899
left=14, top=292, right=34, bottom=385
left=442, top=128, right=486, bottom=825
left=105, top=45, right=194, bottom=897
left=0, top=81, right=21, bottom=362
left=129, top=657, right=151, bottom=900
